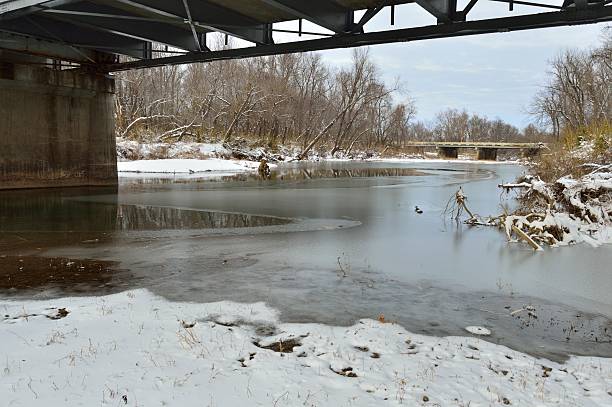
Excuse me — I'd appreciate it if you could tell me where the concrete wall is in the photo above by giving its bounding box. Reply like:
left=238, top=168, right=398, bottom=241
left=0, top=61, right=117, bottom=189
left=477, top=148, right=498, bottom=161
left=438, top=147, right=458, bottom=159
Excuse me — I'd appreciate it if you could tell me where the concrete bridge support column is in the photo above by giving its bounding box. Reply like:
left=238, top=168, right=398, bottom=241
left=477, top=148, right=498, bottom=161
left=438, top=147, right=458, bottom=159
left=0, top=61, right=117, bottom=189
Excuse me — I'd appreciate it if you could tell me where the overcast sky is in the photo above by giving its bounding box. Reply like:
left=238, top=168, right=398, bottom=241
left=274, top=2, right=610, bottom=129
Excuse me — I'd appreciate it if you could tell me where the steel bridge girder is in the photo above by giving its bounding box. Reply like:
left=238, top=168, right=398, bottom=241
left=42, top=10, right=205, bottom=51
left=259, top=0, right=354, bottom=33
left=89, top=0, right=274, bottom=45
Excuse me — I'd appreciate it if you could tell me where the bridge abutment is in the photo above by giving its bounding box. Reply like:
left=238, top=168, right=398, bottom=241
left=0, top=61, right=117, bottom=189
left=438, top=147, right=458, bottom=159
left=477, top=148, right=498, bottom=161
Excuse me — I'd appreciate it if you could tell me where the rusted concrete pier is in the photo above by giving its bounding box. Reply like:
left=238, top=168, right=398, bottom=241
left=438, top=147, right=459, bottom=159
left=0, top=59, right=117, bottom=189
left=477, top=148, right=498, bottom=160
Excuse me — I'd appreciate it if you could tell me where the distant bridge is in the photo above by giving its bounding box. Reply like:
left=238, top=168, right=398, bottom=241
left=403, top=141, right=547, bottom=160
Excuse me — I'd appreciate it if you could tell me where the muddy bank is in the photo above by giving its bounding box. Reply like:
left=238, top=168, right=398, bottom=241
left=0, top=255, right=127, bottom=294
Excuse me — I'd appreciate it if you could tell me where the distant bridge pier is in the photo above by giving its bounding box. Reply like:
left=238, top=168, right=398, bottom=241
left=477, top=148, right=498, bottom=161
left=0, top=59, right=117, bottom=189
left=438, top=147, right=458, bottom=159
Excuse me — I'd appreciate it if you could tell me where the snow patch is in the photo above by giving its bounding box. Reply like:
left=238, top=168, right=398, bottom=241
left=116, top=139, right=230, bottom=161
left=117, top=158, right=274, bottom=175
left=1, top=289, right=611, bottom=406
left=465, top=326, right=492, bottom=336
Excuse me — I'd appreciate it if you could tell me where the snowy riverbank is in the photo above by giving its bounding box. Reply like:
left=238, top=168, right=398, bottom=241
left=117, top=158, right=271, bottom=177
left=115, top=139, right=524, bottom=165
left=115, top=139, right=521, bottom=176
left=2, top=289, right=611, bottom=406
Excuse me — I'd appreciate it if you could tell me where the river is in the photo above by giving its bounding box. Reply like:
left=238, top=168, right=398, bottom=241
left=1, top=160, right=611, bottom=362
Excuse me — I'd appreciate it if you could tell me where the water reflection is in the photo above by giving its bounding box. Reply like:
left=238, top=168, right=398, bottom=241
left=120, top=166, right=428, bottom=185
left=116, top=205, right=290, bottom=230
left=0, top=187, right=119, bottom=232
left=0, top=188, right=289, bottom=234
left=274, top=167, right=425, bottom=180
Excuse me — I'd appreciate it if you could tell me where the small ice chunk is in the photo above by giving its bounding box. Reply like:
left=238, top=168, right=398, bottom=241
left=465, top=326, right=491, bottom=336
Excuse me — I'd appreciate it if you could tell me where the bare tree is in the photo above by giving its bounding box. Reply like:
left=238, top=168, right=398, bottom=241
left=531, top=29, right=611, bottom=137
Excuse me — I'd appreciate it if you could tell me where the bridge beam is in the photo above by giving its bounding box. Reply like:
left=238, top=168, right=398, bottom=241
left=0, top=59, right=117, bottom=189
left=0, top=15, right=150, bottom=59
left=438, top=147, right=458, bottom=159
left=106, top=7, right=612, bottom=71
left=477, top=148, right=498, bottom=161
left=258, top=0, right=353, bottom=33
left=91, top=0, right=275, bottom=45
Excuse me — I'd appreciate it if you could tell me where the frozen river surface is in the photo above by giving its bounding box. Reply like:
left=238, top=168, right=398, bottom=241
left=1, top=160, right=611, bottom=361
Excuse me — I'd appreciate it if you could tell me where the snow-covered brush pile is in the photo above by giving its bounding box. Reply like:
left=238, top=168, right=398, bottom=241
left=116, top=138, right=231, bottom=161
left=219, top=138, right=290, bottom=162
left=117, top=138, right=291, bottom=163
left=497, top=168, right=612, bottom=249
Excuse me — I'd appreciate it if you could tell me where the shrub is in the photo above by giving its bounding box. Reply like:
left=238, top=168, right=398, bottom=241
left=531, top=121, right=611, bottom=181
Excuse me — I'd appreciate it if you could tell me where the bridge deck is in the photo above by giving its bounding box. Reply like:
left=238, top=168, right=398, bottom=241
left=404, top=141, right=547, bottom=149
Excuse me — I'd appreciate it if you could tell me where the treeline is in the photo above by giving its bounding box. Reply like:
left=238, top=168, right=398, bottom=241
left=406, top=110, right=547, bottom=143
left=115, top=48, right=414, bottom=157
left=529, top=28, right=610, bottom=180
left=531, top=28, right=611, bottom=139
left=114, top=47, right=539, bottom=156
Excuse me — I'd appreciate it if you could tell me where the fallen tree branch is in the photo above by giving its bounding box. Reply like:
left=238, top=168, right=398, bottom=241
left=511, top=224, right=543, bottom=251
left=498, top=182, right=532, bottom=189
left=121, top=114, right=176, bottom=138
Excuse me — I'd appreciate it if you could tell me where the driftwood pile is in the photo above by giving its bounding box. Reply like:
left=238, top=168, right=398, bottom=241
left=221, top=139, right=286, bottom=162
left=449, top=169, right=611, bottom=250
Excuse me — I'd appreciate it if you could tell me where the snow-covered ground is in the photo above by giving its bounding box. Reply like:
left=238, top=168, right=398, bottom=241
left=117, top=158, right=270, bottom=177
left=115, top=155, right=513, bottom=179
left=2, top=289, right=611, bottom=406
left=116, top=139, right=279, bottom=177
left=115, top=139, right=521, bottom=178
left=116, top=139, right=232, bottom=162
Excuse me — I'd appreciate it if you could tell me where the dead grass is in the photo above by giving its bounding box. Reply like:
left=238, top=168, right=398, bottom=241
left=532, top=146, right=588, bottom=182
left=147, top=145, right=170, bottom=159
left=532, top=121, right=611, bottom=182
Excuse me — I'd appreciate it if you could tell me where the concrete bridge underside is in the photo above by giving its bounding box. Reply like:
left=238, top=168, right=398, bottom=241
left=436, top=146, right=540, bottom=160
left=406, top=141, right=545, bottom=160
left=437, top=147, right=501, bottom=160
left=0, top=57, right=116, bottom=189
